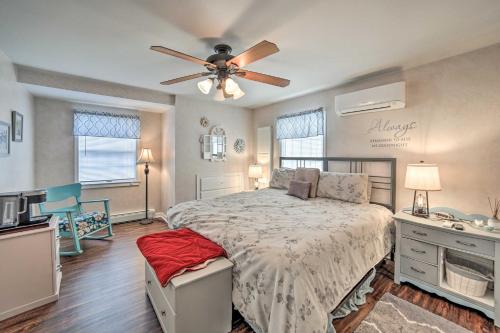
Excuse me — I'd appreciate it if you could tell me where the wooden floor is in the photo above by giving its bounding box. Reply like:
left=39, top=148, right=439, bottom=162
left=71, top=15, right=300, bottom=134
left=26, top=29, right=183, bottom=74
left=1, top=220, right=499, bottom=333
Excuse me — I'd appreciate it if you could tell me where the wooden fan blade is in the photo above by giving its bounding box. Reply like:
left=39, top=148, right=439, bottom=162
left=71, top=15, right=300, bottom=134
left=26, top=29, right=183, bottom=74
left=227, top=40, right=279, bottom=68
left=151, top=46, right=216, bottom=68
left=236, top=70, right=290, bottom=87
left=160, top=72, right=211, bottom=85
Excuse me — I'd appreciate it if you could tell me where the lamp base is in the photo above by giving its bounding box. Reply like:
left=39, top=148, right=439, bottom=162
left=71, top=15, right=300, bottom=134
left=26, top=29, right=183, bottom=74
left=139, top=219, right=154, bottom=225
left=411, top=190, right=430, bottom=218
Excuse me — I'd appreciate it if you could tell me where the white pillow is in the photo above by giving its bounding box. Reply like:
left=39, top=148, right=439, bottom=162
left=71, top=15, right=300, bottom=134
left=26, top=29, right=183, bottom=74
left=317, top=172, right=369, bottom=204
left=269, top=168, right=296, bottom=189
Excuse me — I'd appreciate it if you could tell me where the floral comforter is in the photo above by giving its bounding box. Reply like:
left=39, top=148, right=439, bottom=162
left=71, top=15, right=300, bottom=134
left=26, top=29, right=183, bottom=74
left=167, top=188, right=393, bottom=333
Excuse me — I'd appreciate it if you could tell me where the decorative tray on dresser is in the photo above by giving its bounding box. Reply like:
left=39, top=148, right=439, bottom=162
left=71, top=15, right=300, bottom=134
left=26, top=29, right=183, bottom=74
left=394, top=209, right=500, bottom=327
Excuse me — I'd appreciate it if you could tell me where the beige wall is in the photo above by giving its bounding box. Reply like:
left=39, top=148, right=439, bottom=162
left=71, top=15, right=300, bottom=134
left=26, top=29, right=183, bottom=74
left=34, top=96, right=164, bottom=215
left=0, top=50, right=35, bottom=192
left=174, top=96, right=254, bottom=204
left=253, top=43, right=500, bottom=216
left=161, top=108, right=175, bottom=211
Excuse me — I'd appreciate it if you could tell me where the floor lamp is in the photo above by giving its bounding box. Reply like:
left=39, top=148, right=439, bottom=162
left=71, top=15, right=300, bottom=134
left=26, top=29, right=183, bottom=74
left=137, top=148, right=155, bottom=225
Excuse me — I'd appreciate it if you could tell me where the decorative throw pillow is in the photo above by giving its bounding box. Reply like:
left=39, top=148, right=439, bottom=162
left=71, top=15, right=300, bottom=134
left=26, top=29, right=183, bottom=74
left=287, top=180, right=311, bottom=200
left=294, top=168, right=320, bottom=198
left=317, top=172, right=369, bottom=204
left=269, top=168, right=296, bottom=189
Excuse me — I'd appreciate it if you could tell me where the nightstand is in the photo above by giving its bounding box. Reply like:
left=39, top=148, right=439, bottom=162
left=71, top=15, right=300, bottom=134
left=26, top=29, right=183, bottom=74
left=394, top=210, right=500, bottom=327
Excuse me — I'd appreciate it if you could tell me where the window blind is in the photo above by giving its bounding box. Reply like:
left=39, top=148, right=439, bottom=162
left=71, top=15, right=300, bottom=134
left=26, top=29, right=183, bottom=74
left=73, top=110, right=140, bottom=139
left=277, top=108, right=325, bottom=170
left=275, top=107, right=324, bottom=140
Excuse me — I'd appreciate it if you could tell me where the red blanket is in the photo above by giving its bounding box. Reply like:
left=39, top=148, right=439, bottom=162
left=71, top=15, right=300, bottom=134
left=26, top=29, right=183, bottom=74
left=136, top=228, right=227, bottom=286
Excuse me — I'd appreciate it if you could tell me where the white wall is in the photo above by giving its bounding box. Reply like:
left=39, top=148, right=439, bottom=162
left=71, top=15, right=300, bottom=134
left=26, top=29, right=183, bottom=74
left=253, top=43, right=500, bottom=215
left=174, top=96, right=254, bottom=203
left=34, top=96, right=164, bottom=216
left=0, top=50, right=35, bottom=192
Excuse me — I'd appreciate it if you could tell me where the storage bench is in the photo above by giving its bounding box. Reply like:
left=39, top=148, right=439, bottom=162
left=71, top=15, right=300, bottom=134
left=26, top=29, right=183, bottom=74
left=145, top=257, right=233, bottom=333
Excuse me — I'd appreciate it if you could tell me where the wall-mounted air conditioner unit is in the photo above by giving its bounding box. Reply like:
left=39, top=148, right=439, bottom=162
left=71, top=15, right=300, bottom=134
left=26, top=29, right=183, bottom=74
left=335, top=81, right=406, bottom=116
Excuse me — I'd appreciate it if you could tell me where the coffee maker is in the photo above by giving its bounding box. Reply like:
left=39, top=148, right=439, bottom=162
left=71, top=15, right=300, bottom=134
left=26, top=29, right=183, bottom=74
left=0, top=190, right=48, bottom=229
left=18, top=190, right=47, bottom=225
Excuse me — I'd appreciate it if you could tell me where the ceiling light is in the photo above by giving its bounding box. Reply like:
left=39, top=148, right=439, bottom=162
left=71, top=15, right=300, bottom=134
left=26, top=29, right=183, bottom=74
left=224, top=77, right=239, bottom=95
left=232, top=87, right=245, bottom=100
left=214, top=85, right=225, bottom=101
left=197, top=78, right=213, bottom=94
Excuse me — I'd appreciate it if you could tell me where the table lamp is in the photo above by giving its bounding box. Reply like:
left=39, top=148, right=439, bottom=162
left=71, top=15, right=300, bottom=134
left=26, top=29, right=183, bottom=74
left=137, top=148, right=155, bottom=224
left=248, top=164, right=263, bottom=190
left=405, top=162, right=441, bottom=217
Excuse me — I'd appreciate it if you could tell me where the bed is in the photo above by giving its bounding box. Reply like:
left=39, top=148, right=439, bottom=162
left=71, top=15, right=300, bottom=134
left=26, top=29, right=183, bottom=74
left=167, top=157, right=396, bottom=333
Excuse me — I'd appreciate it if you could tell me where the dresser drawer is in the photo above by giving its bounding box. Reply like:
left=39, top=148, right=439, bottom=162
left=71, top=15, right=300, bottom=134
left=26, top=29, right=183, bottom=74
left=401, top=237, right=437, bottom=265
left=401, top=222, right=494, bottom=257
left=145, top=264, right=175, bottom=333
left=401, top=257, right=438, bottom=285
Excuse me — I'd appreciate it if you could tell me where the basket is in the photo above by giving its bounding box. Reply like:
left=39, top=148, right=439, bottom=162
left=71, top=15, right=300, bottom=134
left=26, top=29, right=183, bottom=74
left=445, top=255, right=494, bottom=297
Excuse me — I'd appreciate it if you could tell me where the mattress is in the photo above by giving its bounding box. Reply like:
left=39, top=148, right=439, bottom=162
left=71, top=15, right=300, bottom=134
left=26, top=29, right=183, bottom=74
left=167, top=188, right=394, bottom=333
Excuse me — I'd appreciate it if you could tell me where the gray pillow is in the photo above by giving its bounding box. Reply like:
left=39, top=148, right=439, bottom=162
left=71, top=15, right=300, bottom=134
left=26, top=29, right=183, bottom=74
left=317, top=172, right=369, bottom=204
left=269, top=168, right=296, bottom=189
left=294, top=168, right=320, bottom=198
left=287, top=180, right=311, bottom=200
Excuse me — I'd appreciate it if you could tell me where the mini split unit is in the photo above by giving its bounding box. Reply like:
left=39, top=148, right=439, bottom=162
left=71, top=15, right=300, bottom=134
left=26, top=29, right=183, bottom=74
left=335, top=81, right=406, bottom=116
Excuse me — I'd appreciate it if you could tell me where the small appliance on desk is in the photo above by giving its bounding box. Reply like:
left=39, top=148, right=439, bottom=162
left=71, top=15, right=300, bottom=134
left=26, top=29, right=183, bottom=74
left=0, top=189, right=50, bottom=232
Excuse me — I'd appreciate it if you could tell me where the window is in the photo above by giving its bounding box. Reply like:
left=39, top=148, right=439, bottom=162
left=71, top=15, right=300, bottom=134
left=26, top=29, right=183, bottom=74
left=276, top=108, right=325, bottom=170
left=77, top=136, right=137, bottom=183
left=73, top=110, right=140, bottom=185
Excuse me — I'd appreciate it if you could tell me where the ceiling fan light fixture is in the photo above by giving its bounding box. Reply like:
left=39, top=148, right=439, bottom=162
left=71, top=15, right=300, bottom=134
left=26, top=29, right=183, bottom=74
left=232, top=87, right=245, bottom=100
left=197, top=78, right=213, bottom=94
left=214, top=85, right=225, bottom=101
left=224, top=77, right=239, bottom=95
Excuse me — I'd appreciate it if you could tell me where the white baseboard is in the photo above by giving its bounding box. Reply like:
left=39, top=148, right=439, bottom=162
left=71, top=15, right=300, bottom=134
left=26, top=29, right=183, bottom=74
left=110, top=209, right=155, bottom=224
left=154, top=211, right=168, bottom=223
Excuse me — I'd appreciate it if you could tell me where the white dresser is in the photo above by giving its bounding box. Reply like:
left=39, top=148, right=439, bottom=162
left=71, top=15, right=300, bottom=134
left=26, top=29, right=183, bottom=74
left=394, top=211, right=500, bottom=327
left=0, top=215, right=62, bottom=321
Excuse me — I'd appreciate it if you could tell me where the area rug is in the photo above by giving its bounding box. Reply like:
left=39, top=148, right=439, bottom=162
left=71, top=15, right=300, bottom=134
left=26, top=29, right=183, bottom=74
left=354, top=293, right=471, bottom=333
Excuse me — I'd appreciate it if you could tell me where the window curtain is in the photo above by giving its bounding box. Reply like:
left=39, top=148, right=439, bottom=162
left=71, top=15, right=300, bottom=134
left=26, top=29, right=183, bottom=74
left=275, top=107, right=324, bottom=140
left=73, top=110, right=140, bottom=139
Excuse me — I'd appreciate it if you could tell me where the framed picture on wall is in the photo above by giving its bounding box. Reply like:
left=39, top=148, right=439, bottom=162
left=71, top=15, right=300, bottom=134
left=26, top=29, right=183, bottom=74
left=0, top=121, right=10, bottom=156
left=11, top=110, right=23, bottom=142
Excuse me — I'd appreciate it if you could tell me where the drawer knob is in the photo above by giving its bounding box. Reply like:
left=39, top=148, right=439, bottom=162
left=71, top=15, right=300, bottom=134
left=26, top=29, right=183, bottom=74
left=161, top=310, right=166, bottom=316
left=147, top=280, right=152, bottom=285
left=412, top=230, right=427, bottom=237
left=456, top=240, right=476, bottom=247
left=410, top=248, right=426, bottom=254
left=410, top=266, right=425, bottom=274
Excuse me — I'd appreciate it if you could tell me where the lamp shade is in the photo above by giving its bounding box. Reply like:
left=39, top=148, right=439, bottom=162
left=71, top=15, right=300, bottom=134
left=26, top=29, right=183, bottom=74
left=248, top=164, right=263, bottom=178
left=214, top=86, right=225, bottom=101
left=137, top=148, right=155, bottom=164
left=224, top=78, right=239, bottom=95
left=405, top=163, right=441, bottom=191
left=232, top=87, right=245, bottom=100
left=197, top=78, right=213, bottom=94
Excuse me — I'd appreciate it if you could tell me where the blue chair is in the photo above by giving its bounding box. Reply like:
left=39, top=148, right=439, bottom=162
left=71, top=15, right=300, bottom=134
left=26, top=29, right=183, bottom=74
left=39, top=183, right=113, bottom=256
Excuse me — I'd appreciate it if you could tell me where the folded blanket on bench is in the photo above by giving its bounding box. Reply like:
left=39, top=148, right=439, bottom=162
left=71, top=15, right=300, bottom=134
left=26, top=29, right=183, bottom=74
left=137, top=228, right=227, bottom=286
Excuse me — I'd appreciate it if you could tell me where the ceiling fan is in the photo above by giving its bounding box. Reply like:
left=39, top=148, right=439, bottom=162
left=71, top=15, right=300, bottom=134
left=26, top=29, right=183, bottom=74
left=150, top=40, right=290, bottom=101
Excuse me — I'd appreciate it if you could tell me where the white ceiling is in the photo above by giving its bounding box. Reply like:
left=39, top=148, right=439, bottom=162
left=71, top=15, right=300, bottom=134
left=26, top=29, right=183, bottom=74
left=1, top=0, right=500, bottom=108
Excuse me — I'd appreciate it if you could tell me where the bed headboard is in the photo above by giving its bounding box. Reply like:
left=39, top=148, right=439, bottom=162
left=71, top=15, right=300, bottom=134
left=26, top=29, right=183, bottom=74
left=279, top=157, right=396, bottom=212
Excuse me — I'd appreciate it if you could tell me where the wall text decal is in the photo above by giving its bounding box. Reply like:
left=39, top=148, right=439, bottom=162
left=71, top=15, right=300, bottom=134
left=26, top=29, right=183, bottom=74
left=367, top=118, right=417, bottom=148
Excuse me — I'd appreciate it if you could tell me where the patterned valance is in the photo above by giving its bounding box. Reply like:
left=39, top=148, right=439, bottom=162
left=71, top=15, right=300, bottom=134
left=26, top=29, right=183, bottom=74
left=73, top=110, right=140, bottom=139
left=276, top=108, right=324, bottom=140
